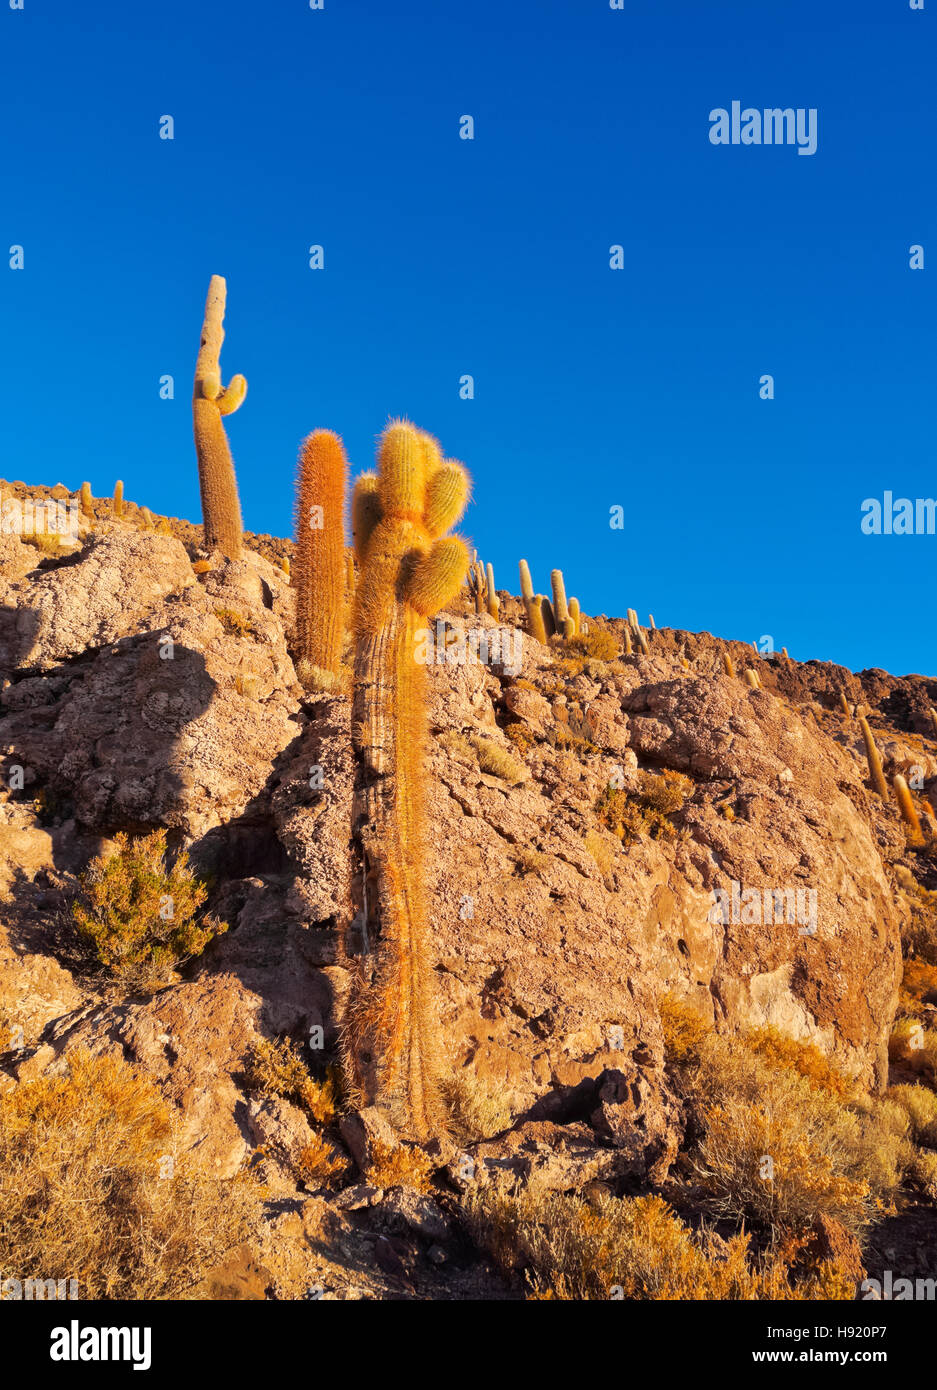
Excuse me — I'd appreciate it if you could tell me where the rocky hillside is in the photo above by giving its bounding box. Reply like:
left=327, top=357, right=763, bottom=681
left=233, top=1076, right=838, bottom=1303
left=2, top=482, right=937, bottom=1300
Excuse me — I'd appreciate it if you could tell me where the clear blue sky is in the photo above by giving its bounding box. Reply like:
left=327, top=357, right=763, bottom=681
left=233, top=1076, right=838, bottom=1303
left=2, top=0, right=934, bottom=676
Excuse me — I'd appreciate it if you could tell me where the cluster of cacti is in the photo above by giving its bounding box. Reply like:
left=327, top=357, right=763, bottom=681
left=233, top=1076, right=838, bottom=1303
left=192, top=274, right=246, bottom=557
left=627, top=609, right=650, bottom=655
left=292, top=429, right=349, bottom=690
left=345, top=420, right=470, bottom=1139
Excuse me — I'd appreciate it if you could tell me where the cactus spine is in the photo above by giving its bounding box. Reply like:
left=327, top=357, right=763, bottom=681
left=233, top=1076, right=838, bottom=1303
left=346, top=421, right=469, bottom=1139
left=859, top=717, right=889, bottom=800
left=293, top=430, right=348, bottom=689
left=550, top=570, right=569, bottom=628
left=894, top=774, right=923, bottom=844
left=79, top=482, right=92, bottom=518
left=112, top=480, right=123, bottom=517
left=193, top=274, right=246, bottom=556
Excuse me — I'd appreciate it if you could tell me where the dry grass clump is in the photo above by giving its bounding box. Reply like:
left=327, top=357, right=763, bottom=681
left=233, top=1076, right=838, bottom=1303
left=243, top=1037, right=339, bottom=1124
left=365, top=1140, right=435, bottom=1193
left=583, top=828, right=614, bottom=877
left=510, top=846, right=551, bottom=878
left=470, top=734, right=528, bottom=784
left=596, top=769, right=694, bottom=846
left=0, top=1049, right=260, bottom=1299
left=742, top=1026, right=856, bottom=1102
left=70, top=830, right=225, bottom=991
left=440, top=1071, right=523, bottom=1142
left=566, top=629, right=620, bottom=663
left=897, top=869, right=937, bottom=966
left=887, top=1084, right=937, bottom=1148
left=213, top=606, right=253, bottom=637
left=463, top=1183, right=853, bottom=1301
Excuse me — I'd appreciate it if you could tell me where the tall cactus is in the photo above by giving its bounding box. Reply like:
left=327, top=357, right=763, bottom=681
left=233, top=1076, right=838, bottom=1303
left=551, top=569, right=569, bottom=628
left=293, top=429, right=348, bottom=689
left=112, top=480, right=124, bottom=518
left=193, top=274, right=246, bottom=556
left=485, top=562, right=500, bottom=620
left=894, top=774, right=923, bottom=844
left=346, top=420, right=469, bottom=1139
left=859, top=716, right=889, bottom=800
left=79, top=482, right=93, bottom=519
left=568, top=597, right=581, bottom=635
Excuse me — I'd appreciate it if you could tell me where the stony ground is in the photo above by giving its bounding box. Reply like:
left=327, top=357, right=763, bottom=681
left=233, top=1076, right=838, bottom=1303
left=1, top=480, right=936, bottom=1299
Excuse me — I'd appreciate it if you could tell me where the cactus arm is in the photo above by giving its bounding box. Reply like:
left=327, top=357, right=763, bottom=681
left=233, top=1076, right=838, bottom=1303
left=192, top=275, right=244, bottom=556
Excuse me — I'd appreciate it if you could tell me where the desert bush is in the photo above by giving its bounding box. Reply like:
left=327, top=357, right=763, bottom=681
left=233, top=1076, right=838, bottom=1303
left=365, top=1140, right=434, bottom=1193
left=510, top=846, right=551, bottom=878
left=70, top=831, right=225, bottom=990
left=463, top=1184, right=853, bottom=1301
left=295, top=1133, right=350, bottom=1187
left=889, top=1017, right=937, bottom=1078
left=897, top=870, right=937, bottom=965
left=887, top=1084, right=937, bottom=1148
left=596, top=770, right=694, bottom=846
left=243, top=1037, right=339, bottom=1124
left=900, top=959, right=937, bottom=1016
left=742, top=1026, right=855, bottom=1101
left=0, top=1048, right=259, bottom=1299
left=659, top=993, right=712, bottom=1064
left=690, top=1037, right=900, bottom=1236
left=504, top=721, right=534, bottom=754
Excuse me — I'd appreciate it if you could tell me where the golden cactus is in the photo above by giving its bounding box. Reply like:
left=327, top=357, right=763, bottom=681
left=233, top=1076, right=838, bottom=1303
left=723, top=652, right=736, bottom=679
left=79, top=482, right=93, bottom=518
left=568, top=597, right=581, bottom=635
left=293, top=430, right=348, bottom=689
left=281, top=554, right=291, bottom=579
left=540, top=594, right=557, bottom=638
left=551, top=570, right=569, bottom=628
left=140, top=507, right=154, bottom=529
left=839, top=692, right=852, bottom=718
left=192, top=274, right=246, bottom=556
left=112, top=480, right=124, bottom=517
left=859, top=717, right=889, bottom=800
left=744, top=669, right=760, bottom=690
left=894, top=774, right=924, bottom=845
left=344, top=548, right=355, bottom=593
left=648, top=614, right=656, bottom=630
left=930, top=707, right=937, bottom=740
left=346, top=420, right=469, bottom=1139
left=485, top=562, right=500, bottom=620
left=519, top=559, right=546, bottom=641
left=622, top=626, right=633, bottom=656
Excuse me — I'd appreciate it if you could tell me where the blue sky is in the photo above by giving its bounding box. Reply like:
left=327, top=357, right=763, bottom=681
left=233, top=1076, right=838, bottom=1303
left=2, top=0, right=934, bottom=675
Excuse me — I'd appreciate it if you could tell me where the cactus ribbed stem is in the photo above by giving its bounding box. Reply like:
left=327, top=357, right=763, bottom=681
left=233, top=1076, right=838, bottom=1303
left=859, top=717, right=889, bottom=800
left=894, top=774, right=923, bottom=844
left=723, top=652, right=736, bottom=679
left=568, top=597, right=580, bottom=635
left=192, top=275, right=245, bottom=556
left=930, top=707, right=937, bottom=740
left=112, top=481, right=123, bottom=517
left=347, top=420, right=469, bottom=1140
left=485, top=562, right=499, bottom=620
left=744, top=669, right=760, bottom=690
left=80, top=482, right=93, bottom=518
left=540, top=594, right=557, bottom=638
left=622, top=626, right=633, bottom=656
left=519, top=559, right=534, bottom=606
left=839, top=692, right=852, bottom=718
left=294, top=430, right=348, bottom=688
left=551, top=570, right=568, bottom=628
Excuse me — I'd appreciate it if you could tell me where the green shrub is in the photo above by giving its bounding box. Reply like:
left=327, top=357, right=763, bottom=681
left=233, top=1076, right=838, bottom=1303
left=71, top=831, right=225, bottom=990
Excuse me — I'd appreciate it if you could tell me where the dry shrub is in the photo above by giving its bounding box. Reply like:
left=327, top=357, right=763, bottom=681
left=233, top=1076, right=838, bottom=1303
left=365, top=1141, right=434, bottom=1193
left=504, top=721, right=534, bottom=754
left=900, top=959, right=937, bottom=1016
left=596, top=770, right=694, bottom=846
left=296, top=1133, right=350, bottom=1188
left=567, top=629, right=620, bottom=663
left=659, top=993, right=712, bottom=1064
left=70, top=830, right=225, bottom=990
left=0, top=1049, right=259, bottom=1299
left=470, top=734, right=528, bottom=784
left=887, top=1084, right=937, bottom=1148
left=690, top=1037, right=901, bottom=1236
left=889, top=1017, right=937, bottom=1078
left=742, top=1026, right=855, bottom=1101
left=511, top=846, right=550, bottom=878
left=464, top=1184, right=853, bottom=1301
left=213, top=606, right=252, bottom=637
left=897, top=869, right=937, bottom=965
left=243, top=1037, right=339, bottom=1124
